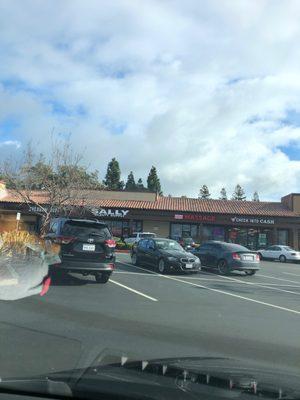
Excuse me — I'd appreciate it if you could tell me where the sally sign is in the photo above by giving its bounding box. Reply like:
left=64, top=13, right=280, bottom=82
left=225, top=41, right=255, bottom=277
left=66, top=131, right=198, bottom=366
left=91, top=208, right=129, bottom=218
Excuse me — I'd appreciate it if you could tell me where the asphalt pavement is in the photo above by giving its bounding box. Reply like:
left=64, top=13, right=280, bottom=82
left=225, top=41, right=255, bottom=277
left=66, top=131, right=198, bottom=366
left=1, top=254, right=300, bottom=379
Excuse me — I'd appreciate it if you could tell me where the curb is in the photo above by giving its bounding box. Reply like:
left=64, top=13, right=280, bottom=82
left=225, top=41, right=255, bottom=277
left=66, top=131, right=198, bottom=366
left=115, top=250, right=130, bottom=253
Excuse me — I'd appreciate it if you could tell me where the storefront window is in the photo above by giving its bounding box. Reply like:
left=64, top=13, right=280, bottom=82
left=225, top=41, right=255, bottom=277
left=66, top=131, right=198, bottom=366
left=170, top=223, right=198, bottom=240
left=278, top=229, right=289, bottom=245
left=227, top=227, right=273, bottom=249
left=247, top=228, right=259, bottom=250
left=104, top=220, right=142, bottom=238
left=131, top=220, right=143, bottom=233
left=228, top=227, right=248, bottom=247
left=259, top=229, right=273, bottom=248
left=202, top=225, right=225, bottom=242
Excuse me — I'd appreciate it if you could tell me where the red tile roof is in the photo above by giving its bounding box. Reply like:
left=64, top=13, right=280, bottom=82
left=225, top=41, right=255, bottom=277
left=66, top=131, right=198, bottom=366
left=0, top=190, right=298, bottom=217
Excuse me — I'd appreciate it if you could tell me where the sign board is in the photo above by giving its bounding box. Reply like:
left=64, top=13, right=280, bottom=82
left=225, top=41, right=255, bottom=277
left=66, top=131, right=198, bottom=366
left=230, top=216, right=275, bottom=225
left=16, top=212, right=21, bottom=221
left=91, top=208, right=129, bottom=218
left=174, top=214, right=216, bottom=222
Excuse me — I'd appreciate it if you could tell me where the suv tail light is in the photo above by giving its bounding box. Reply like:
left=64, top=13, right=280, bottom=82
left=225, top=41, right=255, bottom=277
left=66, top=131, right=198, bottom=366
left=105, top=239, right=116, bottom=248
left=54, top=236, right=75, bottom=244
left=232, top=252, right=241, bottom=260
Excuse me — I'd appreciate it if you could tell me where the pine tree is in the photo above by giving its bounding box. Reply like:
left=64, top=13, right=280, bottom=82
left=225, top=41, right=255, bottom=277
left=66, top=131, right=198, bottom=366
left=232, top=184, right=246, bottom=201
left=199, top=185, right=211, bottom=199
left=252, top=191, right=260, bottom=202
left=219, top=187, right=227, bottom=200
left=136, top=178, right=145, bottom=190
left=103, top=158, right=122, bottom=190
left=125, top=171, right=136, bottom=191
left=147, top=166, right=162, bottom=195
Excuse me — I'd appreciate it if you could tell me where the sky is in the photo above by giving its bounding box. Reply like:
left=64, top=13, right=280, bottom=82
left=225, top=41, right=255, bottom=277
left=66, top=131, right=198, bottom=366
left=1, top=0, right=300, bottom=200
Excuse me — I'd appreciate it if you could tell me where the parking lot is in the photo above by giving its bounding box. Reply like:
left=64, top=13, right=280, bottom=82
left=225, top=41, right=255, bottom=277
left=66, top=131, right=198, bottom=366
left=1, top=254, right=300, bottom=378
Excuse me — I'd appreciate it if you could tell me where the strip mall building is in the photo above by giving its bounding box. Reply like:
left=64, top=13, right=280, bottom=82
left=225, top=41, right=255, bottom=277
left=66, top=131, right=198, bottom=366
left=1, top=183, right=300, bottom=250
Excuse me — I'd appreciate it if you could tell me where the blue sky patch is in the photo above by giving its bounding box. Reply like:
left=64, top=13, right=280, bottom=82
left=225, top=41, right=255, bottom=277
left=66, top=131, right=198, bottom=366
left=278, top=142, right=300, bottom=161
left=101, top=117, right=127, bottom=135
left=281, top=109, right=300, bottom=127
left=0, top=116, right=20, bottom=137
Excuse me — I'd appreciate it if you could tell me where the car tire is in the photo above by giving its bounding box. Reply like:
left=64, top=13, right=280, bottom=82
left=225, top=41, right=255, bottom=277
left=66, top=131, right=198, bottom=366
left=158, top=259, right=167, bottom=274
left=279, top=255, right=286, bottom=263
left=95, top=272, right=110, bottom=283
left=218, top=259, right=230, bottom=275
left=245, top=270, right=256, bottom=276
left=131, top=253, right=138, bottom=265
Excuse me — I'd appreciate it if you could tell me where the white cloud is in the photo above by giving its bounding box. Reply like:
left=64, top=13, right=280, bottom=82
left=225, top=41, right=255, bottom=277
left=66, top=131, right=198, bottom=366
left=1, top=0, right=300, bottom=200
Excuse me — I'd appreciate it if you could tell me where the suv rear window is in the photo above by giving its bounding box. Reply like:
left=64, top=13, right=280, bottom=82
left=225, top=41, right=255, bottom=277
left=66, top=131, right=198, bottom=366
left=62, top=221, right=111, bottom=239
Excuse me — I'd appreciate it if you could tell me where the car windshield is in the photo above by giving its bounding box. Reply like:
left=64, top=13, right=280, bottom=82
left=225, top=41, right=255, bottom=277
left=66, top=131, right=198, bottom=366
left=156, top=240, right=183, bottom=251
left=1, top=1, right=300, bottom=398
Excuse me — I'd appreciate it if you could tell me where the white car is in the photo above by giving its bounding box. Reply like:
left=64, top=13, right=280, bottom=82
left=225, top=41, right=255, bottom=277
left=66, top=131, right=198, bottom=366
left=257, top=245, right=300, bottom=263
left=124, top=232, right=157, bottom=245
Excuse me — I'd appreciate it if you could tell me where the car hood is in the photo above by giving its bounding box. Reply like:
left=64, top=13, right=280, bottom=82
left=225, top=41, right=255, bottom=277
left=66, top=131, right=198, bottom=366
left=160, top=250, right=196, bottom=259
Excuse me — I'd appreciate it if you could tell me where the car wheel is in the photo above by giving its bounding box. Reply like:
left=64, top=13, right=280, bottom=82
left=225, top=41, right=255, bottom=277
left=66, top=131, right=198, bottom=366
left=218, top=259, right=230, bottom=275
left=158, top=259, right=167, bottom=274
left=245, top=270, right=256, bottom=276
left=95, top=272, right=110, bottom=283
left=279, top=255, right=286, bottom=263
left=258, top=252, right=263, bottom=260
left=131, top=253, right=138, bottom=265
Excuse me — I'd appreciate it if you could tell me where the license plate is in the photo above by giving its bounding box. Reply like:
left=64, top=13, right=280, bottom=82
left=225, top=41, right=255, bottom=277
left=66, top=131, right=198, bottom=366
left=185, top=263, right=193, bottom=268
left=243, top=255, right=253, bottom=261
left=83, top=244, right=96, bottom=251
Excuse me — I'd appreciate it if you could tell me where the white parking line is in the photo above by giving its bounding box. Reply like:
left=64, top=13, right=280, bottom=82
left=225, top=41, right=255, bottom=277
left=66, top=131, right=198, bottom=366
left=160, top=275, right=300, bottom=316
left=117, top=261, right=158, bottom=275
left=206, top=274, right=300, bottom=296
left=179, top=276, right=300, bottom=287
left=259, top=274, right=300, bottom=284
left=117, top=261, right=300, bottom=316
left=109, top=279, right=158, bottom=302
left=282, top=272, right=300, bottom=277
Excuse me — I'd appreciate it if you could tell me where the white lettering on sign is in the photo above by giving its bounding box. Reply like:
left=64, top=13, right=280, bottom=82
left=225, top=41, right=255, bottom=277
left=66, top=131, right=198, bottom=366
left=231, top=216, right=275, bottom=225
left=174, top=214, right=184, bottom=220
left=91, top=208, right=129, bottom=218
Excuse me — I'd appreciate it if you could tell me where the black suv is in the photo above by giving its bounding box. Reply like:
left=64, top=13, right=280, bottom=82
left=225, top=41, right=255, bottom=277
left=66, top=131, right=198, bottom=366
left=44, top=218, right=116, bottom=283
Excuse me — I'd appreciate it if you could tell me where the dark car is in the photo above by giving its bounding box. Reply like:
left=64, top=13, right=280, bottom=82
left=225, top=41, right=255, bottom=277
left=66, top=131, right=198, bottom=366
left=44, top=218, right=116, bottom=283
left=192, top=241, right=260, bottom=275
left=131, top=237, right=201, bottom=274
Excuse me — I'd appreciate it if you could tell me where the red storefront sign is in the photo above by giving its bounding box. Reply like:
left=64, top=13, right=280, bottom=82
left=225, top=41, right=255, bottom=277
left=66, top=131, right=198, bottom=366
left=174, top=214, right=216, bottom=222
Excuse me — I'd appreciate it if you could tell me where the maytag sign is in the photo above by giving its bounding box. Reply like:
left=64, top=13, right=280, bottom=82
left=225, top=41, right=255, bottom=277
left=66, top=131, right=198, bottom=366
left=91, top=208, right=129, bottom=218
left=230, top=216, right=275, bottom=225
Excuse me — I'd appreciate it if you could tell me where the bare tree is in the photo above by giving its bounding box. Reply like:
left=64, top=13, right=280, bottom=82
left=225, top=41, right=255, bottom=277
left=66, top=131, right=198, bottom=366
left=2, top=139, right=97, bottom=234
